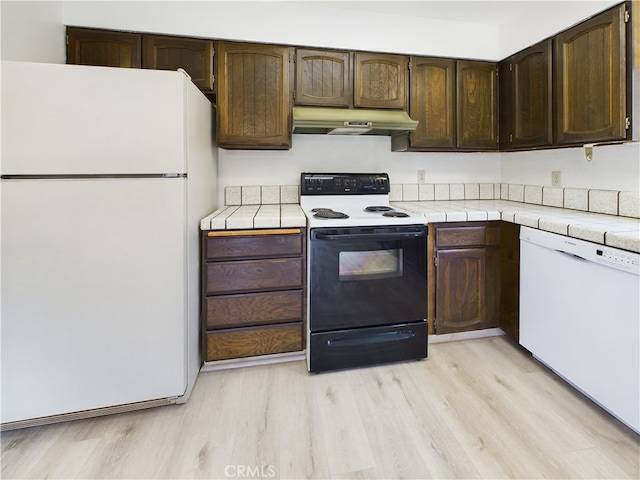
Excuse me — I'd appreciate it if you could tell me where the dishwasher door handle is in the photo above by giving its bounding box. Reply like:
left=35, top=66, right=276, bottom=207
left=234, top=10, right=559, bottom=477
left=555, top=249, right=588, bottom=261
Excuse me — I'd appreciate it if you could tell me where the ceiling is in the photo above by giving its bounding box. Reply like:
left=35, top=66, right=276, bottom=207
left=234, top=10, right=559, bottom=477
left=287, top=1, right=598, bottom=28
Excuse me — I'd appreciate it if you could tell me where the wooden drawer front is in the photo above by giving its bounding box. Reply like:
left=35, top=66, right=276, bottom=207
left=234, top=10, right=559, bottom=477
left=436, top=226, right=486, bottom=248
left=206, top=258, right=303, bottom=294
left=206, top=290, right=303, bottom=329
left=206, top=323, right=302, bottom=361
left=206, top=231, right=302, bottom=260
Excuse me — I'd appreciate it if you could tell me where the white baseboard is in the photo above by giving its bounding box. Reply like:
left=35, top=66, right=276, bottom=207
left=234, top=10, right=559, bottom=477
left=200, top=351, right=306, bottom=372
left=429, top=328, right=505, bottom=344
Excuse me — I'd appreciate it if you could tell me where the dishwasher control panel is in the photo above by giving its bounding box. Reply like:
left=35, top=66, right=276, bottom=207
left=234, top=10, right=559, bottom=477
left=595, top=247, right=638, bottom=273
left=520, top=227, right=639, bottom=276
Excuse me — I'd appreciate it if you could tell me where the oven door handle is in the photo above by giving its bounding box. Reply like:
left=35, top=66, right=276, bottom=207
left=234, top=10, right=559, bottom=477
left=327, top=330, right=416, bottom=347
left=314, top=232, right=425, bottom=241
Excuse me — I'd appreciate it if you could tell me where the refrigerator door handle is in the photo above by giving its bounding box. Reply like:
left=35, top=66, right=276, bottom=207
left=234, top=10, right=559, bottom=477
left=2, top=174, right=186, bottom=180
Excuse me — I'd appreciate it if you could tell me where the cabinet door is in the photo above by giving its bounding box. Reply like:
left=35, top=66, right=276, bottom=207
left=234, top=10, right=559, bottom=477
left=456, top=60, right=498, bottom=150
left=409, top=57, right=456, bottom=149
left=354, top=53, right=408, bottom=109
left=216, top=41, right=291, bottom=149
left=143, top=35, right=214, bottom=91
left=554, top=4, right=627, bottom=144
left=67, top=28, right=141, bottom=68
left=295, top=49, right=351, bottom=107
left=507, top=40, right=553, bottom=148
left=435, top=248, right=486, bottom=334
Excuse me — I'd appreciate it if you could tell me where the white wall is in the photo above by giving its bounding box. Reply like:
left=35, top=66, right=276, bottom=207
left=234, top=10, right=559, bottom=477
left=1, top=1, right=65, bottom=63
left=501, top=142, right=640, bottom=191
left=498, top=0, right=619, bottom=58
left=217, top=135, right=501, bottom=205
left=60, top=1, right=500, bottom=59
left=2, top=0, right=617, bottom=63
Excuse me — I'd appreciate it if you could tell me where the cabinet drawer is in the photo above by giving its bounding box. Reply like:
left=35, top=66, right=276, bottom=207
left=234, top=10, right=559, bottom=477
left=436, top=226, right=486, bottom=247
left=205, top=230, right=303, bottom=260
left=205, top=290, right=303, bottom=329
left=205, top=323, right=302, bottom=361
left=206, top=258, right=303, bottom=294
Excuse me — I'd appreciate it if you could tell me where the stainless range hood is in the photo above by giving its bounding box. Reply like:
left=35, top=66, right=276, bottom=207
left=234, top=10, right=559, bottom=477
left=292, top=106, right=418, bottom=136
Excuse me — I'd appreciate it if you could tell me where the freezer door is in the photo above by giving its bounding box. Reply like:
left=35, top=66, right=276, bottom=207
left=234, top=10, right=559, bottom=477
left=1, top=61, right=186, bottom=175
left=1, top=178, right=187, bottom=423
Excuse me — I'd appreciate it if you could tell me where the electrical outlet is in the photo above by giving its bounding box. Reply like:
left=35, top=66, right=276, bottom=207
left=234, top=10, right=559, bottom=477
left=551, top=171, right=561, bottom=187
left=418, top=170, right=426, bottom=183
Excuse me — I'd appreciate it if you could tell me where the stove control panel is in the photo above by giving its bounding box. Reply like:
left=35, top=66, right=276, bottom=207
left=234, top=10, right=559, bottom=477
left=301, top=173, right=390, bottom=195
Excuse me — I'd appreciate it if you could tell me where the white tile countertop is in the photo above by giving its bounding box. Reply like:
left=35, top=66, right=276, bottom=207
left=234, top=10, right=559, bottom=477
left=200, top=204, right=307, bottom=230
left=394, top=199, right=640, bottom=253
left=199, top=199, right=639, bottom=252
left=200, top=184, right=639, bottom=253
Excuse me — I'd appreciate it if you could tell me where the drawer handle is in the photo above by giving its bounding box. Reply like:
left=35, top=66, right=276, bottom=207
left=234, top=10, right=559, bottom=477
left=207, top=228, right=301, bottom=237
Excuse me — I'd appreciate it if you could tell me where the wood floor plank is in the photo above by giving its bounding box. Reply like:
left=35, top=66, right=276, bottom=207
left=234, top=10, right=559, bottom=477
left=1, top=336, right=638, bottom=479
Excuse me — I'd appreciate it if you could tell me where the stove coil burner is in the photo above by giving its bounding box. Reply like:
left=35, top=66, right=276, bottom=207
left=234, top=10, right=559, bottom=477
left=312, top=208, right=349, bottom=219
left=365, top=206, right=393, bottom=212
left=382, top=210, right=410, bottom=218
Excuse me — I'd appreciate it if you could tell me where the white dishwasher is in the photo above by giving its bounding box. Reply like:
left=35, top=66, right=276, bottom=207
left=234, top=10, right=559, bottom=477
left=519, top=226, right=639, bottom=433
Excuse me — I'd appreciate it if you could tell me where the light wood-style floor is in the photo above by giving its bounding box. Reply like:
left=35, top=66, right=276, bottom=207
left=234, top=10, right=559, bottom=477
left=2, top=336, right=638, bottom=479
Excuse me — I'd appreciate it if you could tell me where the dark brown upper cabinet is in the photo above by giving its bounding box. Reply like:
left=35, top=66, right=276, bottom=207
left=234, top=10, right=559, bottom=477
left=295, top=49, right=351, bottom=107
left=393, top=57, right=497, bottom=152
left=456, top=60, right=499, bottom=150
left=500, top=39, right=553, bottom=150
left=142, top=35, right=214, bottom=91
left=216, top=41, right=292, bottom=150
left=354, top=53, right=408, bottom=109
left=554, top=3, right=628, bottom=145
left=295, top=50, right=408, bottom=110
left=408, top=57, right=456, bottom=149
left=67, top=27, right=141, bottom=68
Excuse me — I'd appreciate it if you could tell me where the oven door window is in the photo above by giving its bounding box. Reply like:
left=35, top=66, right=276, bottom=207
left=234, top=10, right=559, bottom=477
left=339, top=249, right=402, bottom=280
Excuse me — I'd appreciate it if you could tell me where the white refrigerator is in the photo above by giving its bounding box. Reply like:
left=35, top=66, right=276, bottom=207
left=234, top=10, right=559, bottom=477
left=1, top=61, right=217, bottom=427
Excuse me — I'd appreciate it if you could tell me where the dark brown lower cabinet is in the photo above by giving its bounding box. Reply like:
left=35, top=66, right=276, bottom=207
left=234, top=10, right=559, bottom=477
left=430, top=222, right=500, bottom=334
left=201, top=228, right=305, bottom=362
left=499, top=222, right=520, bottom=341
left=206, top=324, right=302, bottom=362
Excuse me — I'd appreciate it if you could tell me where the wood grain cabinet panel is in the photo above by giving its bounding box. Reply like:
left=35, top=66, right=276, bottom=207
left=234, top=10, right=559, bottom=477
left=354, top=53, right=408, bottom=109
left=67, top=27, right=141, bottom=68
left=456, top=60, right=498, bottom=150
left=205, top=232, right=302, bottom=260
left=201, top=229, right=305, bottom=362
left=554, top=4, right=627, bottom=144
left=430, top=222, right=500, bottom=335
left=295, top=49, right=351, bottom=107
left=500, top=40, right=553, bottom=149
left=499, top=222, right=520, bottom=341
left=436, top=226, right=486, bottom=248
left=206, top=258, right=303, bottom=294
left=216, top=41, right=291, bottom=149
left=436, top=248, right=486, bottom=333
left=206, top=324, right=302, bottom=361
left=409, top=57, right=456, bottom=149
left=143, top=35, right=213, bottom=90
left=205, top=291, right=303, bottom=329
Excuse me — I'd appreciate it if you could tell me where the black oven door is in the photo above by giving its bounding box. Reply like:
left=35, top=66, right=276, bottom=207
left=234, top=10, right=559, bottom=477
left=309, top=225, right=427, bottom=332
